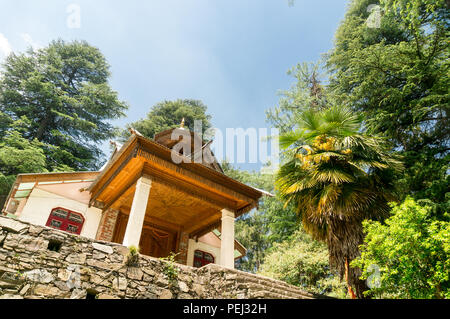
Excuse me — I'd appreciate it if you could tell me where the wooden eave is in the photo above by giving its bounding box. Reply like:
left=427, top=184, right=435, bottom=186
left=88, top=134, right=263, bottom=217
left=15, top=171, right=100, bottom=183
left=87, top=134, right=138, bottom=195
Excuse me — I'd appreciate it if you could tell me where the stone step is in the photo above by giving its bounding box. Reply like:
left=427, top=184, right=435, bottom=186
left=234, top=274, right=314, bottom=299
left=244, top=281, right=313, bottom=299
left=235, top=272, right=302, bottom=288
left=271, top=284, right=313, bottom=298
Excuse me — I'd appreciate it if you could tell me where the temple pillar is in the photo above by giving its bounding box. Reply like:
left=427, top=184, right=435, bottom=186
left=176, top=231, right=189, bottom=265
left=96, top=208, right=119, bottom=242
left=122, top=176, right=152, bottom=248
left=220, top=208, right=235, bottom=269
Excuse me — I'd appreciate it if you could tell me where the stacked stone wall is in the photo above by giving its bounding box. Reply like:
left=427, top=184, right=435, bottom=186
left=0, top=216, right=319, bottom=299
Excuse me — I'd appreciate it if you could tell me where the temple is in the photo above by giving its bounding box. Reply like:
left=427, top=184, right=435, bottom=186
left=1, top=126, right=265, bottom=269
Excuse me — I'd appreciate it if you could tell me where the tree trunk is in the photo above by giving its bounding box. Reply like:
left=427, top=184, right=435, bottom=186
left=36, top=115, right=50, bottom=141
left=345, top=257, right=357, bottom=299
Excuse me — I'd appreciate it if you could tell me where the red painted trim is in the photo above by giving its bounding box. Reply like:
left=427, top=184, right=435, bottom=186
left=45, top=207, right=85, bottom=235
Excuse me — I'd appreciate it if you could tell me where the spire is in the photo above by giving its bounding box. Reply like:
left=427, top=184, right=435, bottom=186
left=180, top=117, right=185, bottom=129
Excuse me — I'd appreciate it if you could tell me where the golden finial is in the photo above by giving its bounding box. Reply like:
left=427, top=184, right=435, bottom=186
left=180, top=118, right=185, bottom=129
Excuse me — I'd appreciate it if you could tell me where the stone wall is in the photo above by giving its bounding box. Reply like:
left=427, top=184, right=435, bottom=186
left=0, top=216, right=319, bottom=299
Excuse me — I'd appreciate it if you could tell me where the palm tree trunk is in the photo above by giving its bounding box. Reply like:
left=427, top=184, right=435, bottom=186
left=345, top=257, right=357, bottom=299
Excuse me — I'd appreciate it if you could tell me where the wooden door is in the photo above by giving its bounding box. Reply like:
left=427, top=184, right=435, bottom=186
left=139, top=226, right=176, bottom=258
left=112, top=212, right=177, bottom=258
left=112, top=212, right=128, bottom=244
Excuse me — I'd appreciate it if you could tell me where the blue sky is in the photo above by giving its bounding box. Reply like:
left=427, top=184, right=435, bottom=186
left=0, top=0, right=349, bottom=171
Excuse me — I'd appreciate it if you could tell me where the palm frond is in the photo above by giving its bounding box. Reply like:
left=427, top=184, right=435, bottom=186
left=312, top=167, right=355, bottom=184
left=279, top=130, right=303, bottom=149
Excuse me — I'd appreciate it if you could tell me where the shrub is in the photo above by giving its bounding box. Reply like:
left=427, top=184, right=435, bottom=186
left=352, top=197, right=450, bottom=299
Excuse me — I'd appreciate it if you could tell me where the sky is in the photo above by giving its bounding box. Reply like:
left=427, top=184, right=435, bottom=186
left=0, top=0, right=349, bottom=171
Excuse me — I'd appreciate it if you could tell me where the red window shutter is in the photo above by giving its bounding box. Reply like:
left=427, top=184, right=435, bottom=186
left=193, top=250, right=215, bottom=268
left=45, top=207, right=84, bottom=235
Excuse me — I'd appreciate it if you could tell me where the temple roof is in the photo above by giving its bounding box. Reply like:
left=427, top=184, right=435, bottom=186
left=88, top=131, right=264, bottom=238
left=153, top=127, right=224, bottom=173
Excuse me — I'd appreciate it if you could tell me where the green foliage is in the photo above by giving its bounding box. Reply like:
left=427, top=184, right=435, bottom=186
left=0, top=175, right=15, bottom=201
left=397, top=149, right=450, bottom=217
left=352, top=197, right=450, bottom=298
left=221, top=160, right=276, bottom=193
left=122, top=99, right=212, bottom=140
left=260, top=195, right=299, bottom=244
left=381, top=0, right=449, bottom=31
left=235, top=211, right=270, bottom=272
left=0, top=117, right=48, bottom=199
left=0, top=39, right=128, bottom=171
left=0, top=117, right=47, bottom=176
left=326, top=0, right=449, bottom=215
left=128, top=245, right=139, bottom=255
left=159, top=252, right=179, bottom=285
left=234, top=198, right=299, bottom=272
left=223, top=161, right=273, bottom=272
left=259, top=230, right=347, bottom=298
left=125, top=245, right=140, bottom=267
left=248, top=0, right=448, bottom=298
left=222, top=162, right=298, bottom=272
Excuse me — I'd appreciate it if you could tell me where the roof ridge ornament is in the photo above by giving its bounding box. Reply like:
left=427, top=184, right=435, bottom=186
left=180, top=118, right=185, bottom=129
left=129, top=127, right=143, bottom=136
left=109, top=140, right=123, bottom=152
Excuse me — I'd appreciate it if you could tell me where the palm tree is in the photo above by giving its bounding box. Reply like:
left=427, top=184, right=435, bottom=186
left=276, top=106, right=402, bottom=298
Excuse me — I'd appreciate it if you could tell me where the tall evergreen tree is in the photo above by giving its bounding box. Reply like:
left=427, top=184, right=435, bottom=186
left=122, top=99, right=212, bottom=140
left=0, top=39, right=128, bottom=171
left=326, top=0, right=449, bottom=214
left=266, top=62, right=328, bottom=133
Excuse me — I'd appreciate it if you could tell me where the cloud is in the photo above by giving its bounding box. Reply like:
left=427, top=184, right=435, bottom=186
left=20, top=33, right=42, bottom=50
left=0, top=33, right=12, bottom=58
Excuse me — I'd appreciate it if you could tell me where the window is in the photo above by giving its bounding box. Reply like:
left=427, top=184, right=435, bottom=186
left=45, top=207, right=84, bottom=235
left=193, top=250, right=215, bottom=268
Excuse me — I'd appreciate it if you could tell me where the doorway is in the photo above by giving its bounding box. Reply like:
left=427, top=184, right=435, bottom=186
left=112, top=212, right=178, bottom=258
